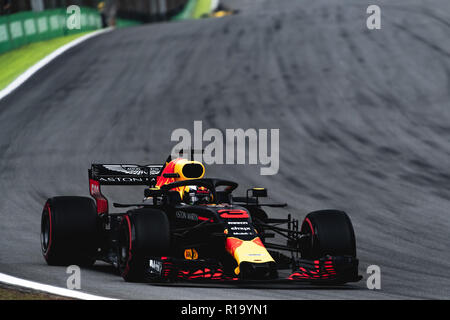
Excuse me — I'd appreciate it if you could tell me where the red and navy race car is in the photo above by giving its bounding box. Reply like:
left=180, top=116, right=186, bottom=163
left=40, top=156, right=361, bottom=284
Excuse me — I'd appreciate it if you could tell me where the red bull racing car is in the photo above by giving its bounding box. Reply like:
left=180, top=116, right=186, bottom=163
left=40, top=156, right=361, bottom=284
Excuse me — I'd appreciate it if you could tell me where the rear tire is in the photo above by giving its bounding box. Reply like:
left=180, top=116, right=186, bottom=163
left=300, top=210, right=356, bottom=259
left=118, top=208, right=170, bottom=282
left=41, top=196, right=98, bottom=266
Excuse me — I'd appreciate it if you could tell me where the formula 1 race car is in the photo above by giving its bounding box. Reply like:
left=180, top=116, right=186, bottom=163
left=40, top=155, right=361, bottom=284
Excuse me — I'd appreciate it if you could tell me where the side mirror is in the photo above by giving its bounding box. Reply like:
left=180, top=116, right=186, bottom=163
left=251, top=188, right=267, bottom=198
left=144, top=188, right=163, bottom=198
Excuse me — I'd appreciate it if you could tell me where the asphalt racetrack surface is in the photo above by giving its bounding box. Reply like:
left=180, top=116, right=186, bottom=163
left=0, top=0, right=449, bottom=299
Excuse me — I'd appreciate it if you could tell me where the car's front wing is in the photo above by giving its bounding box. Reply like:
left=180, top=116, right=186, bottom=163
left=145, top=255, right=361, bottom=284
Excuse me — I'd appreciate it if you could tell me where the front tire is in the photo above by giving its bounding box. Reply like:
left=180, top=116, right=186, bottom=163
left=118, top=208, right=170, bottom=282
left=41, top=196, right=99, bottom=266
left=300, top=210, right=356, bottom=259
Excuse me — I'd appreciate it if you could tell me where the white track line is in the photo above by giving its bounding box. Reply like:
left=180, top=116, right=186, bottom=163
left=0, top=28, right=117, bottom=300
left=0, top=27, right=113, bottom=102
left=0, top=272, right=116, bottom=300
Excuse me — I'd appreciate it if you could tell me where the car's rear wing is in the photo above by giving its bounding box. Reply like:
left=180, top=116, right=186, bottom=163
left=88, top=164, right=164, bottom=215
left=89, top=164, right=164, bottom=185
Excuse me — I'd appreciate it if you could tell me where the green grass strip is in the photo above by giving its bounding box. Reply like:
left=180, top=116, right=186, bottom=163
left=0, top=286, right=72, bottom=300
left=0, top=31, right=92, bottom=91
left=172, top=0, right=213, bottom=20
left=193, top=0, right=212, bottom=19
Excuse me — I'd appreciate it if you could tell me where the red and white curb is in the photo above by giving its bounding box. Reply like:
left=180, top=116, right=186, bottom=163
left=0, top=27, right=112, bottom=102
left=0, top=272, right=117, bottom=300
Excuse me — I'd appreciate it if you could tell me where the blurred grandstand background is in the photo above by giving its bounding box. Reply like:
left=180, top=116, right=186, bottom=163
left=0, top=0, right=191, bottom=24
left=0, top=0, right=220, bottom=55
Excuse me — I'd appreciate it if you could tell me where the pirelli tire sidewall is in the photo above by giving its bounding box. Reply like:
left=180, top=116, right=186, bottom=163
left=40, top=196, right=99, bottom=266
left=118, top=208, right=170, bottom=282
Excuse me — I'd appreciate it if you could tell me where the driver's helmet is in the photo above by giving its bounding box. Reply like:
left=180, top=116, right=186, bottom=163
left=184, top=186, right=212, bottom=205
